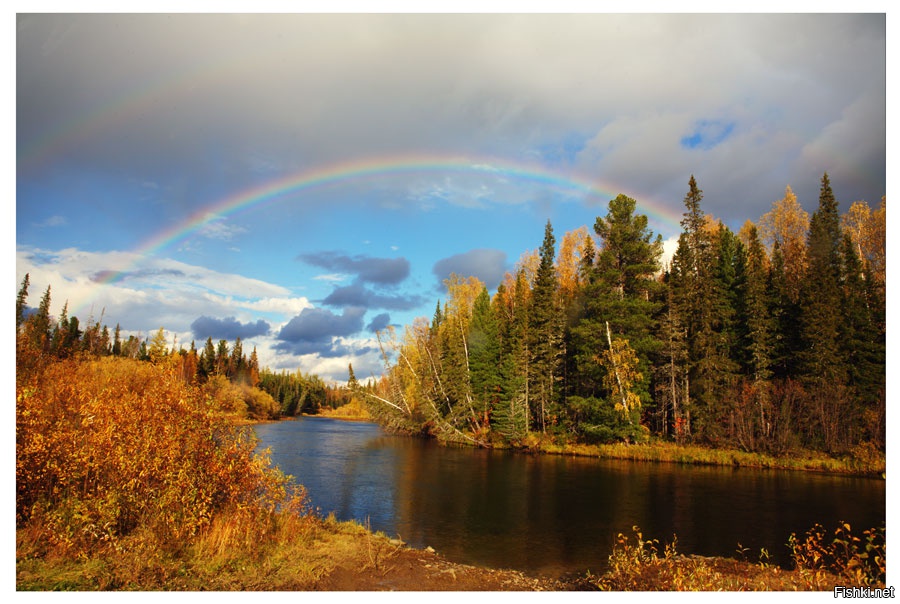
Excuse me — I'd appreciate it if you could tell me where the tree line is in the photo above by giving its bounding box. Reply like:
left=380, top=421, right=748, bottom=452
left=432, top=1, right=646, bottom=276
left=366, top=174, right=886, bottom=455
left=14, top=281, right=332, bottom=417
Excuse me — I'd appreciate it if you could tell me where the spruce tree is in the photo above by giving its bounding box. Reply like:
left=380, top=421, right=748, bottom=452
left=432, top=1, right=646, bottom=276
left=669, top=177, right=720, bottom=439
left=16, top=273, right=29, bottom=332
left=468, top=287, right=501, bottom=428
left=528, top=220, right=561, bottom=433
left=839, top=234, right=884, bottom=413
left=29, top=285, right=52, bottom=352
left=799, top=173, right=844, bottom=383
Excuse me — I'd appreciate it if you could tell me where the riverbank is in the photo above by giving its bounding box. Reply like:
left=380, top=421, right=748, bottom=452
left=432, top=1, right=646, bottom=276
left=298, top=412, right=885, bottom=477
left=530, top=439, right=886, bottom=477
left=18, top=514, right=879, bottom=591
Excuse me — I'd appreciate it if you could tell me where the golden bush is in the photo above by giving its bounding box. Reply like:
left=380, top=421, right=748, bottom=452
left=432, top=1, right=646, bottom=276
left=16, top=355, right=300, bottom=557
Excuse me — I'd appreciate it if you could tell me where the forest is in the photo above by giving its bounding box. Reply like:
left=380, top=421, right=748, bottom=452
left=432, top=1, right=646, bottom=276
left=14, top=280, right=340, bottom=421
left=15, top=171, right=886, bottom=459
left=14, top=172, right=887, bottom=590
left=365, top=174, right=886, bottom=458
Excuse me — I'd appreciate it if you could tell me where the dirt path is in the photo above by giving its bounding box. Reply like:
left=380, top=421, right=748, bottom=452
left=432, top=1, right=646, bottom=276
left=316, top=545, right=590, bottom=591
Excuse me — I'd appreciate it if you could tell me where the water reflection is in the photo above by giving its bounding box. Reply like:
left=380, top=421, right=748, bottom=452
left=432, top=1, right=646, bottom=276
left=254, top=418, right=885, bottom=577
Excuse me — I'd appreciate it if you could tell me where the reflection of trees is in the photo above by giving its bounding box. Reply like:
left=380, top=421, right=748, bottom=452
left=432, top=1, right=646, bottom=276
left=257, top=420, right=885, bottom=575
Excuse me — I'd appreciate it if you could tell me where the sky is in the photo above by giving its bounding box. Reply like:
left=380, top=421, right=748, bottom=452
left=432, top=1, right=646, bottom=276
left=14, top=10, right=888, bottom=384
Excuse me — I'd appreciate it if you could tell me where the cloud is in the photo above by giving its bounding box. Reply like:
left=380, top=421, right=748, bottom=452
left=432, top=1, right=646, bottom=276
left=321, top=282, right=425, bottom=311
left=298, top=252, right=410, bottom=285
left=274, top=306, right=367, bottom=356
left=198, top=218, right=247, bottom=241
left=34, top=215, right=67, bottom=228
left=91, top=268, right=186, bottom=283
left=190, top=315, right=270, bottom=341
left=237, top=296, right=313, bottom=315
left=366, top=313, right=391, bottom=333
left=680, top=120, right=736, bottom=151
left=432, top=248, right=508, bottom=291
left=16, top=246, right=293, bottom=333
left=17, top=14, right=885, bottom=228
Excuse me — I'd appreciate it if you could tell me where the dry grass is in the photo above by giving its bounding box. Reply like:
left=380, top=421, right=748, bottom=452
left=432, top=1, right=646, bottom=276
left=590, top=524, right=886, bottom=591
left=533, top=438, right=884, bottom=477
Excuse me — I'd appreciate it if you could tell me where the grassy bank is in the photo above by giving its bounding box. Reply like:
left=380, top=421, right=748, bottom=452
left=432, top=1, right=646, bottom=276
left=523, top=437, right=885, bottom=477
left=17, top=512, right=406, bottom=590
left=16, top=354, right=884, bottom=590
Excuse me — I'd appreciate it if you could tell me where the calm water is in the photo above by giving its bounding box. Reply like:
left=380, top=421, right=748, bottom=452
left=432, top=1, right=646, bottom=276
left=254, top=417, right=885, bottom=578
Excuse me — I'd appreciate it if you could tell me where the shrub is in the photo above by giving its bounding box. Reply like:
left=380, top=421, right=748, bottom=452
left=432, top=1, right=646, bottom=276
left=789, top=522, right=885, bottom=588
left=16, top=356, right=300, bottom=558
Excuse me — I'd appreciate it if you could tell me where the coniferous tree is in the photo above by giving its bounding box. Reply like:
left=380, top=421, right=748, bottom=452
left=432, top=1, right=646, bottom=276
left=16, top=273, right=29, bottom=332
left=347, top=363, right=359, bottom=390
left=799, top=173, right=844, bottom=383
left=571, top=194, right=663, bottom=415
left=50, top=301, right=69, bottom=356
left=737, top=224, right=775, bottom=385
left=669, top=177, right=718, bottom=440
left=839, top=233, right=884, bottom=437
left=215, top=340, right=230, bottom=376
left=230, top=337, right=245, bottom=381
left=29, top=285, right=53, bottom=352
left=528, top=220, right=561, bottom=433
left=200, top=337, right=216, bottom=379
left=248, top=346, right=260, bottom=387
left=768, top=241, right=803, bottom=379
left=490, top=271, right=530, bottom=440
left=798, top=173, right=854, bottom=451
left=654, top=269, right=690, bottom=441
left=112, top=323, right=122, bottom=356
left=468, top=287, right=501, bottom=430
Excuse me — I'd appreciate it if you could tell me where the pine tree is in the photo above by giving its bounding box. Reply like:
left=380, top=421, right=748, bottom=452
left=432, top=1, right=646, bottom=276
left=528, top=220, right=561, bottom=433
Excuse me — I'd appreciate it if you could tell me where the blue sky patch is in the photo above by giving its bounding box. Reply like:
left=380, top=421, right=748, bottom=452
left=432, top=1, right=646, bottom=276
left=680, top=120, right=736, bottom=150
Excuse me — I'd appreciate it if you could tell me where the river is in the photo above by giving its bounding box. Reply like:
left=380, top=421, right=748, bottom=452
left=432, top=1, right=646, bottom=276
left=253, top=416, right=885, bottom=578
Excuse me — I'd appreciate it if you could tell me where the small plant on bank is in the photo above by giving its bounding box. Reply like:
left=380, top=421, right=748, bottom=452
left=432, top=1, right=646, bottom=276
left=788, top=522, right=886, bottom=589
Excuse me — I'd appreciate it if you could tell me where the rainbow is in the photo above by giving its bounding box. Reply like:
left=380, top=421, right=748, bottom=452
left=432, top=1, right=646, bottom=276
left=74, top=154, right=684, bottom=314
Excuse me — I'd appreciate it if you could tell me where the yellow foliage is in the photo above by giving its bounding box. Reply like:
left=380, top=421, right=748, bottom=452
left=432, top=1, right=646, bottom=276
left=16, top=355, right=299, bottom=557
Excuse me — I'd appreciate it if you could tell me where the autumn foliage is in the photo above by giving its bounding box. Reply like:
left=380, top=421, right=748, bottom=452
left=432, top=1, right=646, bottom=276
left=16, top=349, right=305, bottom=560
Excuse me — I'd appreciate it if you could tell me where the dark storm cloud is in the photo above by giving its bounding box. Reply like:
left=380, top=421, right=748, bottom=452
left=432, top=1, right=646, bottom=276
left=190, top=316, right=270, bottom=341
left=432, top=248, right=508, bottom=291
left=366, top=313, right=391, bottom=333
left=274, top=306, right=366, bottom=357
left=321, top=282, right=425, bottom=311
left=17, top=14, right=886, bottom=227
left=298, top=252, right=410, bottom=285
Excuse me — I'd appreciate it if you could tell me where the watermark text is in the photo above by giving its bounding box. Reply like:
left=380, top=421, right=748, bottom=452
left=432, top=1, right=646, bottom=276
left=834, top=586, right=894, bottom=598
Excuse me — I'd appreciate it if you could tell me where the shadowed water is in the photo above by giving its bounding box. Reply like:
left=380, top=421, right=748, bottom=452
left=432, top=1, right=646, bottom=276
left=254, top=417, right=885, bottom=578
